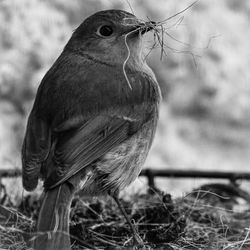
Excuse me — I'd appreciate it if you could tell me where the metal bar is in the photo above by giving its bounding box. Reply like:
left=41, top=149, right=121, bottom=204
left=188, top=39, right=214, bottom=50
left=1, top=168, right=250, bottom=182
left=0, top=169, right=22, bottom=178
left=139, top=169, right=250, bottom=182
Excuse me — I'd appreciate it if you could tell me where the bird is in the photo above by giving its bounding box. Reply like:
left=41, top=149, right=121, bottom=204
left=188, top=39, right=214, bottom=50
left=22, top=9, right=161, bottom=250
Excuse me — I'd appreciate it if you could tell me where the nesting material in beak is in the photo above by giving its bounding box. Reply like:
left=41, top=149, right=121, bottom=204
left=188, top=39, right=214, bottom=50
left=138, top=21, right=157, bottom=35
left=124, top=21, right=156, bottom=36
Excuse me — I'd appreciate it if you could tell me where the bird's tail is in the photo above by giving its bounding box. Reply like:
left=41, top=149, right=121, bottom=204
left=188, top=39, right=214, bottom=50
left=33, top=182, right=75, bottom=250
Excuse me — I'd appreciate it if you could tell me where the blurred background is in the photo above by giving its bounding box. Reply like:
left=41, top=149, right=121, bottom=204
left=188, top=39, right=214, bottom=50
left=1, top=0, right=250, bottom=201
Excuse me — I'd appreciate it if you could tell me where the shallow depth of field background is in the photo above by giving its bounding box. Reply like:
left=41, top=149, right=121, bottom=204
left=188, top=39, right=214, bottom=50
left=0, top=0, right=250, bottom=201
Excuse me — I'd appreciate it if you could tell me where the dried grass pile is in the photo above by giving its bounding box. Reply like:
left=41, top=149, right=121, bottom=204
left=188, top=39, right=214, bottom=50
left=1, top=182, right=250, bottom=249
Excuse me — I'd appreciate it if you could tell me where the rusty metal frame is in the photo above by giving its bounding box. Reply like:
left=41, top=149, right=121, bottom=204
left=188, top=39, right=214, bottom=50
left=1, top=168, right=250, bottom=187
left=139, top=169, right=250, bottom=190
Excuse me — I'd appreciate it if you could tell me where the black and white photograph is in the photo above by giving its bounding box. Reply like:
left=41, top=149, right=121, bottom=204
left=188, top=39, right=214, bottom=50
left=0, top=0, right=250, bottom=249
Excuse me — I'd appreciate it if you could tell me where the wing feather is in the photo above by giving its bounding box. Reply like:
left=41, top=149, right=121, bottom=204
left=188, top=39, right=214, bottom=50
left=22, top=112, right=51, bottom=191
left=44, top=115, right=138, bottom=189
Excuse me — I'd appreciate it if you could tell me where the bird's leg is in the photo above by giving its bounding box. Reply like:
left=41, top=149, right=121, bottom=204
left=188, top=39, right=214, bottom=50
left=111, top=194, right=144, bottom=247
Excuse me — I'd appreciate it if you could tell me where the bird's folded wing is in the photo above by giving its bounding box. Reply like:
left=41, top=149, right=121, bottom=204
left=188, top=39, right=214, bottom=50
left=44, top=115, right=141, bottom=189
left=22, top=113, right=51, bottom=191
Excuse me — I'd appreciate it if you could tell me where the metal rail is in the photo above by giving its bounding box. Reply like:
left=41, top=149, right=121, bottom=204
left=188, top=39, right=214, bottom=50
left=139, top=169, right=250, bottom=190
left=1, top=168, right=250, bottom=188
left=0, top=169, right=21, bottom=178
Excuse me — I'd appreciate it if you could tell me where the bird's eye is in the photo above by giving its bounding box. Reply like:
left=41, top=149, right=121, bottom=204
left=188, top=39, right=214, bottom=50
left=97, top=25, right=113, bottom=37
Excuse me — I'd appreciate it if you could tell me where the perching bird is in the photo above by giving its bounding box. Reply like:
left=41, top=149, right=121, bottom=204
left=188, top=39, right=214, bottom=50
left=22, top=9, right=161, bottom=250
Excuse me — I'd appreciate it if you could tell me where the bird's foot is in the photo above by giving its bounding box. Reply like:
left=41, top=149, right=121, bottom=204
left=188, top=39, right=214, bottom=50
left=133, top=233, right=144, bottom=248
left=124, top=233, right=147, bottom=249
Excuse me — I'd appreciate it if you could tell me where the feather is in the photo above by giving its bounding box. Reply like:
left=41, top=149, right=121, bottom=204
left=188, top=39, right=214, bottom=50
left=22, top=113, right=51, bottom=191
left=34, top=183, right=74, bottom=250
left=44, top=115, right=141, bottom=189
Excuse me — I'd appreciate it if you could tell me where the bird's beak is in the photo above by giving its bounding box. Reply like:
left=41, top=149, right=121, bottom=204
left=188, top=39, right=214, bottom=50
left=124, top=21, right=156, bottom=36
left=138, top=21, right=156, bottom=35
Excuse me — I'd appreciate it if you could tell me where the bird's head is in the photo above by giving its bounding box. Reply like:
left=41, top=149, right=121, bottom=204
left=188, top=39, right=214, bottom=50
left=65, top=9, right=155, bottom=67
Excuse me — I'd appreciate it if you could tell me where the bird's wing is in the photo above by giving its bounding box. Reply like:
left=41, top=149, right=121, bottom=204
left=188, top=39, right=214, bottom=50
left=44, top=114, right=141, bottom=189
left=22, top=113, right=51, bottom=191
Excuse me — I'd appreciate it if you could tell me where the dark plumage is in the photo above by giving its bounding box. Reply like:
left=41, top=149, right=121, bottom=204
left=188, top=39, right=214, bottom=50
left=22, top=9, right=161, bottom=250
